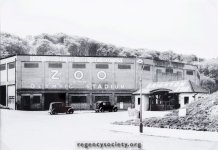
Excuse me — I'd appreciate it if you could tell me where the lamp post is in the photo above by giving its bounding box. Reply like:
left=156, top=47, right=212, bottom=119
left=137, top=59, right=143, bottom=133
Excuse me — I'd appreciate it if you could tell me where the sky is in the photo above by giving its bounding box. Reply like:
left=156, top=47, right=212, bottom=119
left=0, top=0, right=218, bottom=59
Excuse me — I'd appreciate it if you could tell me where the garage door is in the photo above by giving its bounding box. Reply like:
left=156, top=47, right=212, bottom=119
left=70, top=94, right=89, bottom=110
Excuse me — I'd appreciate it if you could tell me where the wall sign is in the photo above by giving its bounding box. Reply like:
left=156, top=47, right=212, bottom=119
left=51, top=70, right=61, bottom=80
left=97, top=71, right=106, bottom=80
left=74, top=71, right=83, bottom=80
left=29, top=83, right=125, bottom=90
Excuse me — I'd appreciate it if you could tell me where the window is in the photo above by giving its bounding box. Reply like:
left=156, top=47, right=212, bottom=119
left=0, top=64, right=6, bottom=71
left=184, top=97, right=189, bottom=104
left=32, top=96, right=40, bottom=104
left=117, top=96, right=132, bottom=103
left=71, top=96, right=87, bottom=103
left=96, top=64, right=109, bottom=69
left=103, top=102, right=110, bottom=106
left=118, top=64, right=131, bottom=69
left=8, top=62, right=15, bottom=69
left=138, top=98, right=140, bottom=105
left=24, top=63, right=39, bottom=68
left=72, top=63, right=86, bottom=68
left=186, top=70, right=194, bottom=75
left=48, top=63, right=62, bottom=68
left=142, top=65, right=150, bottom=71
left=166, top=68, right=173, bottom=73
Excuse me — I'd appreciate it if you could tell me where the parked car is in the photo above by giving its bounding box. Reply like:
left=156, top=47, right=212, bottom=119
left=95, top=101, right=118, bottom=112
left=0, top=104, right=11, bottom=110
left=49, top=102, right=74, bottom=115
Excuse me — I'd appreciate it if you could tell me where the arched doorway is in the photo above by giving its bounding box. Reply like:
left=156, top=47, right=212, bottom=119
left=149, top=88, right=180, bottom=111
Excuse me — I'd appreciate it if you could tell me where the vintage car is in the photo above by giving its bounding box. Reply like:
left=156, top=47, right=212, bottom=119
left=49, top=102, right=74, bottom=115
left=95, top=101, right=118, bottom=112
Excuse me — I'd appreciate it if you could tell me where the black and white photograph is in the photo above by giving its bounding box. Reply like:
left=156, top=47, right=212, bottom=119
left=0, top=0, right=218, bottom=150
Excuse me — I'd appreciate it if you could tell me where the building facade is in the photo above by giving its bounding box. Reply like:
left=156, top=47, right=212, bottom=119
left=0, top=55, right=200, bottom=110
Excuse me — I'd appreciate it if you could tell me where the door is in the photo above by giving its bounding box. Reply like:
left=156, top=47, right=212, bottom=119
left=116, top=95, right=132, bottom=110
left=31, top=95, right=42, bottom=110
left=44, top=93, right=66, bottom=110
left=70, top=94, right=88, bottom=110
left=0, top=86, right=6, bottom=106
left=21, top=95, right=31, bottom=110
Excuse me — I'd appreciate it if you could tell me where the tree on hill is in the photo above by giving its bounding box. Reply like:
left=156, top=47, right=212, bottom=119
left=145, top=50, right=160, bottom=60
left=35, top=39, right=54, bottom=55
left=159, top=51, right=178, bottom=61
left=200, top=75, right=216, bottom=93
left=0, top=33, right=30, bottom=58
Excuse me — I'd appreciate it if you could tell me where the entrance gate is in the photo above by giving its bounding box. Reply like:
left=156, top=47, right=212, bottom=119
left=149, top=89, right=180, bottom=111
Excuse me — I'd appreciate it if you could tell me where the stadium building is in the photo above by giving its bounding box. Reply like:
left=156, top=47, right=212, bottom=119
left=0, top=55, right=202, bottom=110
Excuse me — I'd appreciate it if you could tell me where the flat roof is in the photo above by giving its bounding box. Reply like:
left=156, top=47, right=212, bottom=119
left=0, top=54, right=198, bottom=68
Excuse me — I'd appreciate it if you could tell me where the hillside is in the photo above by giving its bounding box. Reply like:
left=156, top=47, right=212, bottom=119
left=0, top=32, right=218, bottom=92
left=0, top=32, right=200, bottom=62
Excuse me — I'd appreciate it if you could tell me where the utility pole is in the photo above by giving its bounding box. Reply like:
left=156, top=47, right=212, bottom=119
left=137, top=58, right=143, bottom=133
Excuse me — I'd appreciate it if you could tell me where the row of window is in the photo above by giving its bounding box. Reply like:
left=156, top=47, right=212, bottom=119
left=157, top=68, right=194, bottom=76
left=137, top=97, right=190, bottom=105
left=23, top=62, right=155, bottom=71
left=23, top=62, right=135, bottom=70
left=0, top=62, right=15, bottom=71
left=0, top=62, right=195, bottom=76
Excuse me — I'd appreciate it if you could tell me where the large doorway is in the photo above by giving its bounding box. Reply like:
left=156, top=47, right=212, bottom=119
left=0, top=86, right=6, bottom=106
left=21, top=95, right=31, bottom=110
left=20, top=94, right=42, bottom=110
left=70, top=94, right=89, bottom=110
left=44, top=93, right=66, bottom=110
left=116, top=94, right=133, bottom=110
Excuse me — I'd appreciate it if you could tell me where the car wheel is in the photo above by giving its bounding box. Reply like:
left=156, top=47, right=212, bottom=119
left=50, top=109, right=56, bottom=115
left=99, top=107, right=104, bottom=112
left=113, top=108, right=118, bottom=112
left=68, top=109, right=74, bottom=114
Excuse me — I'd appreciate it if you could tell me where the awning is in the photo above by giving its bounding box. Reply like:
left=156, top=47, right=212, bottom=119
left=150, top=88, right=172, bottom=94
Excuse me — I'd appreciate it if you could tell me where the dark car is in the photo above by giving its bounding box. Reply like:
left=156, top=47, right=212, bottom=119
left=49, top=102, right=74, bottom=115
left=0, top=104, right=11, bottom=110
left=95, top=101, right=118, bottom=112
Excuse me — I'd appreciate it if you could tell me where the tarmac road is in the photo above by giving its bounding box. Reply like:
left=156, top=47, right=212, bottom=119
left=1, top=110, right=218, bottom=150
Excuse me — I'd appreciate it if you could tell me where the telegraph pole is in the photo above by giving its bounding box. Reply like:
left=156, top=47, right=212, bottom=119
left=137, top=58, right=143, bottom=133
